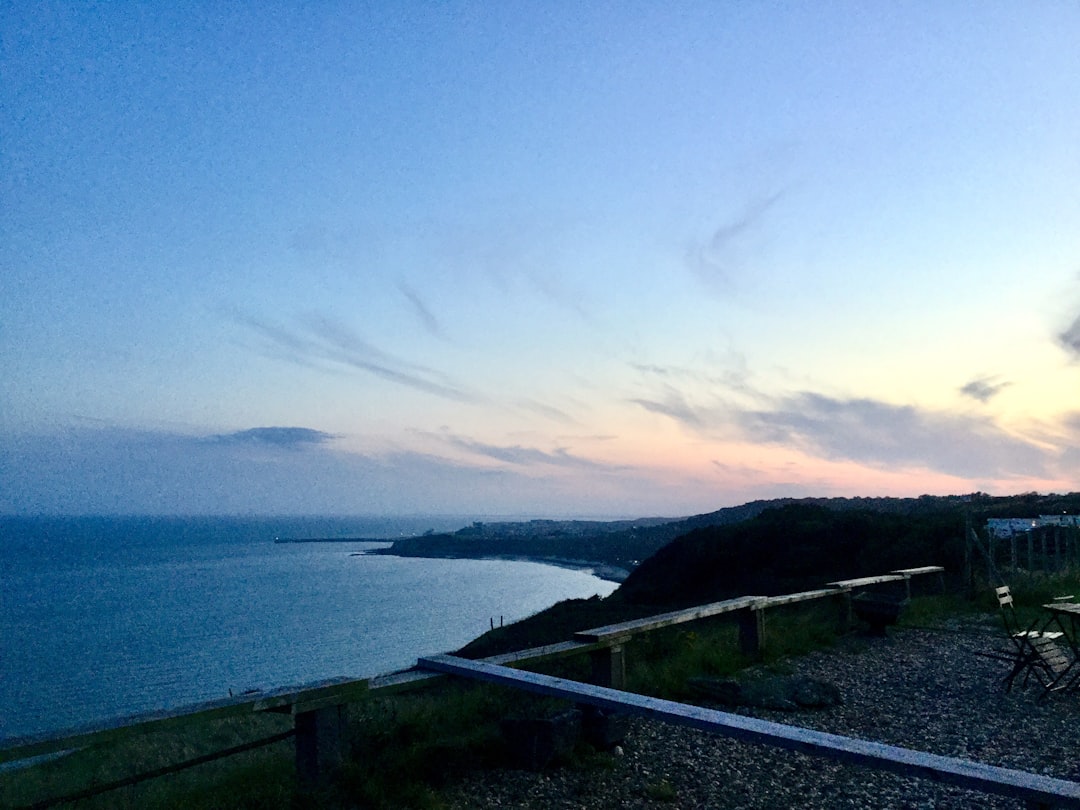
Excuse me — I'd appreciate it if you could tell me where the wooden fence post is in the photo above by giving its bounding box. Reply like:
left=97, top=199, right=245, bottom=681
left=295, top=704, right=348, bottom=789
left=581, top=643, right=630, bottom=748
left=834, top=589, right=853, bottom=634
left=590, top=644, right=626, bottom=691
left=737, top=606, right=764, bottom=657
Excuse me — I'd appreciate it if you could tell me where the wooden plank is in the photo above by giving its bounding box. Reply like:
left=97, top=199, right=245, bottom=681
left=757, top=588, right=842, bottom=608
left=368, top=669, right=442, bottom=693
left=367, top=641, right=601, bottom=695
left=418, top=654, right=1080, bottom=808
left=485, top=639, right=600, bottom=667
left=574, top=596, right=762, bottom=642
left=891, top=566, right=945, bottom=576
left=367, top=642, right=598, bottom=697
left=255, top=678, right=369, bottom=715
left=827, top=574, right=906, bottom=589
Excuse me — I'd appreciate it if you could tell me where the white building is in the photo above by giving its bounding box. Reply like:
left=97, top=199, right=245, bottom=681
left=986, top=515, right=1080, bottom=537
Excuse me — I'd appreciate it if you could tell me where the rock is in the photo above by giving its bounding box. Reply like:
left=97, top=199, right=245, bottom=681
left=791, top=676, right=843, bottom=708
left=500, top=709, right=582, bottom=770
left=581, top=706, right=630, bottom=749
left=688, top=675, right=843, bottom=711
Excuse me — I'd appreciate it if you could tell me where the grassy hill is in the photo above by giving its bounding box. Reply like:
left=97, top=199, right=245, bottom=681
left=377, top=492, right=1080, bottom=577
left=457, top=492, right=1080, bottom=656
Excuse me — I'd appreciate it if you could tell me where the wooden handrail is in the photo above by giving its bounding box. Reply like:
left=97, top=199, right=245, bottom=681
left=420, top=653, right=1080, bottom=809
left=755, top=588, right=844, bottom=608
left=892, top=566, right=945, bottom=576
left=827, top=574, right=907, bottom=589
left=574, top=596, right=761, bottom=642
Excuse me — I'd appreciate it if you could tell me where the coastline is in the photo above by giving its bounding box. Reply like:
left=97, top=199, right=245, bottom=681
left=364, top=548, right=630, bottom=583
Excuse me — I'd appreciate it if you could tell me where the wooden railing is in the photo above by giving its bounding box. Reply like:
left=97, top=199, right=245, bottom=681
left=419, top=653, right=1080, bottom=810
left=13, top=564, right=1078, bottom=809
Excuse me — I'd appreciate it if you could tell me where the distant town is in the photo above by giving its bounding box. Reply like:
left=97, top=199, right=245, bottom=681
left=987, top=514, right=1080, bottom=537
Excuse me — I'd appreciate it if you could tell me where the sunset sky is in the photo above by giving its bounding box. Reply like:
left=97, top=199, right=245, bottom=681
left=3, top=3, right=1079, bottom=517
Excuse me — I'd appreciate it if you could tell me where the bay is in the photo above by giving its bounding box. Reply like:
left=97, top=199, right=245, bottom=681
left=0, top=516, right=618, bottom=741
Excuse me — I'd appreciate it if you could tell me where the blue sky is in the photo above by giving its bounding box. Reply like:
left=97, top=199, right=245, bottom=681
left=3, top=2, right=1079, bottom=517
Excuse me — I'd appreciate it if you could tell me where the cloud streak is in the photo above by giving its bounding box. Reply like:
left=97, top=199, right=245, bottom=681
left=737, top=393, right=1049, bottom=480
left=630, top=379, right=1058, bottom=481
left=630, top=391, right=708, bottom=430
left=1060, top=312, right=1080, bottom=359
left=687, top=191, right=783, bottom=291
left=433, top=432, right=614, bottom=470
left=0, top=427, right=666, bottom=516
left=213, top=427, right=336, bottom=448
left=236, top=312, right=478, bottom=403
left=514, top=398, right=579, bottom=426
left=959, top=375, right=1011, bottom=403
left=398, top=282, right=446, bottom=339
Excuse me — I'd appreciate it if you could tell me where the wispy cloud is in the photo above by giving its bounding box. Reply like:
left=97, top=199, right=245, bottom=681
left=398, top=282, right=446, bottom=339
left=631, top=356, right=753, bottom=395
left=1059, top=312, right=1080, bottom=360
left=959, top=375, right=1011, bottom=403
left=433, top=432, right=612, bottom=470
left=0, top=426, right=714, bottom=517
left=629, top=391, right=708, bottom=430
left=628, top=374, right=1057, bottom=480
left=735, top=392, right=1049, bottom=479
left=687, top=191, right=783, bottom=291
left=212, top=427, right=336, bottom=448
left=235, top=311, right=478, bottom=403
left=514, top=398, right=579, bottom=426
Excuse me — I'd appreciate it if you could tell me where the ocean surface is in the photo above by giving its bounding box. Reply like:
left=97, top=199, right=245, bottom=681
left=0, top=516, right=618, bottom=742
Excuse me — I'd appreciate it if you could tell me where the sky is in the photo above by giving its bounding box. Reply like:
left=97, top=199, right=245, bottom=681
left=2, top=2, right=1080, bottom=518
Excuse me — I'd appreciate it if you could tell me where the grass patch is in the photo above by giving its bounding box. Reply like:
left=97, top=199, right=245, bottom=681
left=0, top=714, right=296, bottom=810
left=626, top=599, right=843, bottom=700
left=339, top=680, right=567, bottom=809
left=992, top=572, right=1080, bottom=608
left=643, top=778, right=677, bottom=801
left=626, top=621, right=748, bottom=699
left=898, top=592, right=982, bottom=627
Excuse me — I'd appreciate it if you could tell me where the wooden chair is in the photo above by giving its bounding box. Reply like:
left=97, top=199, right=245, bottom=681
left=994, top=586, right=1069, bottom=694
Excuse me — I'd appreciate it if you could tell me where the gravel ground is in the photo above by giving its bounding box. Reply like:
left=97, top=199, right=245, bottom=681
left=439, top=617, right=1080, bottom=809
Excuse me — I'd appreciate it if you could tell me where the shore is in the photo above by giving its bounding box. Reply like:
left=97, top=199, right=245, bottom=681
left=364, top=548, right=631, bottom=583
left=439, top=617, right=1080, bottom=809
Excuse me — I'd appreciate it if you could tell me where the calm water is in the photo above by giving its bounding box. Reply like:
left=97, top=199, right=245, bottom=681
left=0, top=516, right=617, bottom=741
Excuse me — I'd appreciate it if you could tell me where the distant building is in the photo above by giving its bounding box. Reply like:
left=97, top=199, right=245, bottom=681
left=987, top=515, right=1080, bottom=537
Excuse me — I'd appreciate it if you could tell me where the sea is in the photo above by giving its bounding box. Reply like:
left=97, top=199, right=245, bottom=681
left=0, top=515, right=618, bottom=743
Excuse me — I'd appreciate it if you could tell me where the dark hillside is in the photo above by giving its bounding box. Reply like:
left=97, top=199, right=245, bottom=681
left=374, top=494, right=985, bottom=572
left=452, top=493, right=1080, bottom=657
left=618, top=503, right=965, bottom=608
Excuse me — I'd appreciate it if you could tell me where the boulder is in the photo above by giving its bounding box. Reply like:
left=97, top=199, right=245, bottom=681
left=500, top=708, right=582, bottom=770
left=688, top=674, right=842, bottom=711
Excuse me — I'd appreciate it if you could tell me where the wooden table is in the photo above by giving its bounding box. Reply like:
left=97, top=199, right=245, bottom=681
left=1041, top=602, right=1080, bottom=692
